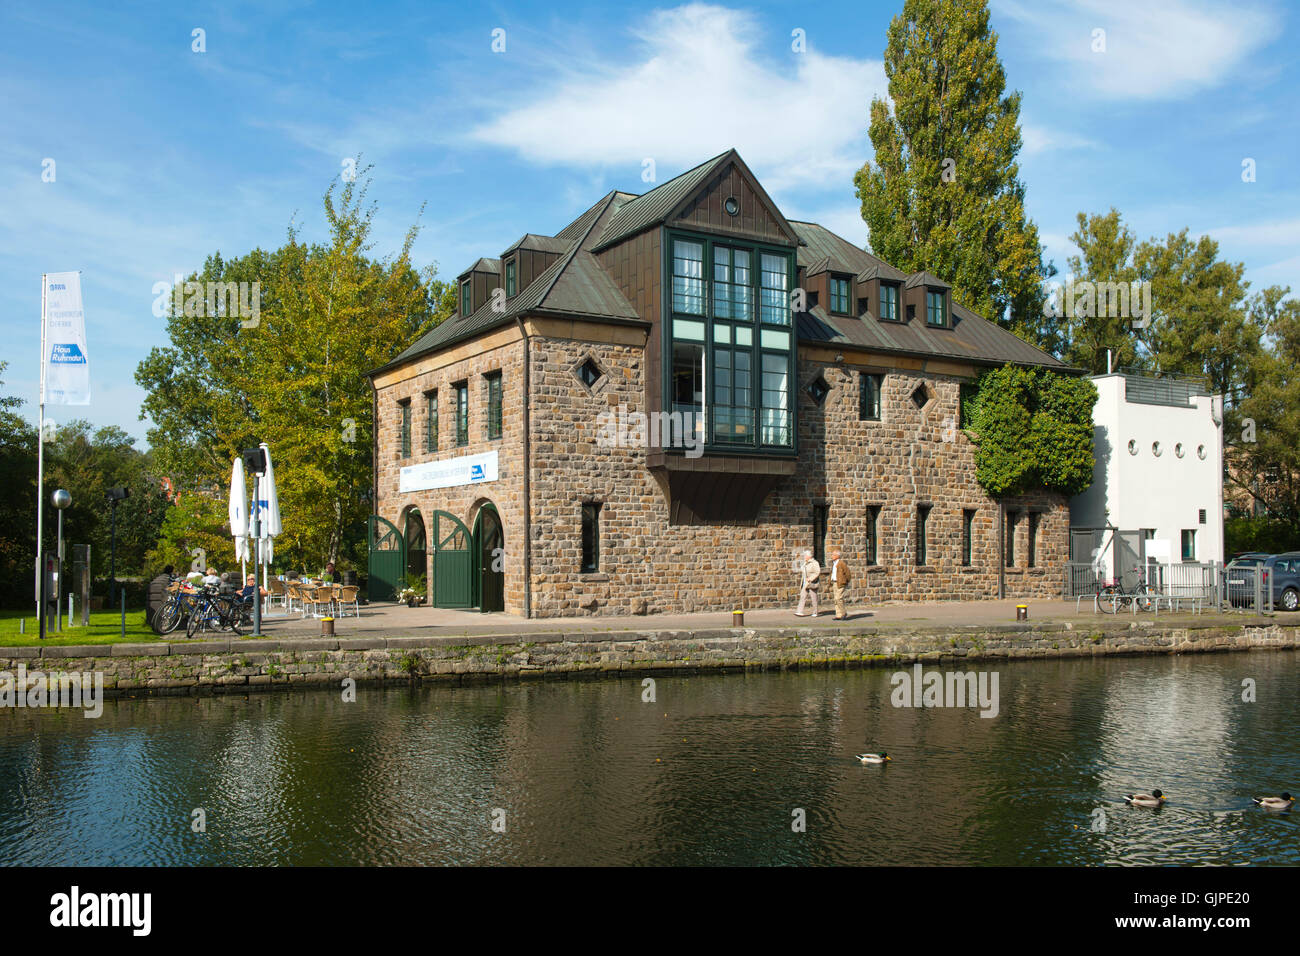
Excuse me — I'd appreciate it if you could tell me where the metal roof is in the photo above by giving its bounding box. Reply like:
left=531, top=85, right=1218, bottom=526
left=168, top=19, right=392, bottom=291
left=590, top=151, right=733, bottom=251
left=501, top=233, right=570, bottom=256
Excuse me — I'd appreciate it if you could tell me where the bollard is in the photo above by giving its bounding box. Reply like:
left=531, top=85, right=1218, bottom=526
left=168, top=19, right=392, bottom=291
left=321, top=616, right=335, bottom=637
left=1016, top=604, right=1028, bottom=621
left=19, top=618, right=24, bottom=635
left=732, top=610, right=744, bottom=627
left=68, top=594, right=74, bottom=628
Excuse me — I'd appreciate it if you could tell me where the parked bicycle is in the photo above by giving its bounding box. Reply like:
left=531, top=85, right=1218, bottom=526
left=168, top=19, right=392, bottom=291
left=1095, top=565, right=1160, bottom=614
left=152, top=580, right=196, bottom=635
left=184, top=585, right=246, bottom=638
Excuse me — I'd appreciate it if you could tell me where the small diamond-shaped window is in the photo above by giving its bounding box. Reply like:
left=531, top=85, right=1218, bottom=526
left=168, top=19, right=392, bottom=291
left=578, top=359, right=603, bottom=389
left=911, top=383, right=931, bottom=410
left=807, top=376, right=830, bottom=405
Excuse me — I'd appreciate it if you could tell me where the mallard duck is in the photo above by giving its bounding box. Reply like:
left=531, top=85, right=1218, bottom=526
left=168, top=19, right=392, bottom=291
left=1253, top=793, right=1294, bottom=810
left=1124, top=789, right=1165, bottom=807
left=855, top=752, right=891, bottom=764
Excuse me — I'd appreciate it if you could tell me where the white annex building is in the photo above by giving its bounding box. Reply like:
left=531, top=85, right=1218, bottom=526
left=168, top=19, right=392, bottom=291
left=1069, top=370, right=1224, bottom=588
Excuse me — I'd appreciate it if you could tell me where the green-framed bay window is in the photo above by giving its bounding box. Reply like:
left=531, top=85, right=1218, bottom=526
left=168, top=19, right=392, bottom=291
left=665, top=229, right=796, bottom=453
left=830, top=277, right=851, bottom=314
left=926, top=289, right=946, bottom=327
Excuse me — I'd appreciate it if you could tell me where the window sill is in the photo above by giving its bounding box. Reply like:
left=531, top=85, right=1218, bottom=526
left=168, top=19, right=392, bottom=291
left=862, top=564, right=885, bottom=573
left=579, top=573, right=609, bottom=582
left=958, top=566, right=978, bottom=572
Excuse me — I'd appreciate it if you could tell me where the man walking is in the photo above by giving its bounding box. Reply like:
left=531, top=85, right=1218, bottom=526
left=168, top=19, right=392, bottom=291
left=795, top=549, right=821, bottom=617
left=828, top=548, right=852, bottom=620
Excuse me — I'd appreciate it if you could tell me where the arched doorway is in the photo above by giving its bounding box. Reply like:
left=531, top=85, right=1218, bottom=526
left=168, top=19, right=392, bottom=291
left=403, top=508, right=427, bottom=585
left=367, top=515, right=405, bottom=602
left=473, top=503, right=505, bottom=613
left=431, top=511, right=473, bottom=608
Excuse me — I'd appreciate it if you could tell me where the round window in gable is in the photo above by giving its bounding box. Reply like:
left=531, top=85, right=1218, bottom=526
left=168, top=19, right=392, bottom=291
left=1128, top=440, right=1138, bottom=455
left=1197, top=444, right=1207, bottom=460
left=723, top=196, right=740, bottom=217
left=1152, top=441, right=1162, bottom=457
left=1175, top=442, right=1184, bottom=458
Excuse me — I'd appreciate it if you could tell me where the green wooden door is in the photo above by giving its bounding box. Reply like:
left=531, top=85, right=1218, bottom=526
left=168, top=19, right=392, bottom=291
left=432, top=510, right=473, bottom=608
left=367, top=515, right=405, bottom=602
left=474, top=505, right=505, bottom=613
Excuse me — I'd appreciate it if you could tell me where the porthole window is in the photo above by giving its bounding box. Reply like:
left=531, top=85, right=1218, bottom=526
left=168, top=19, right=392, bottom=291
left=723, top=196, right=739, bottom=217
left=1152, top=441, right=1162, bottom=457
left=1175, top=443, right=1184, bottom=458
left=1197, top=444, right=1207, bottom=460
left=1128, top=439, right=1138, bottom=455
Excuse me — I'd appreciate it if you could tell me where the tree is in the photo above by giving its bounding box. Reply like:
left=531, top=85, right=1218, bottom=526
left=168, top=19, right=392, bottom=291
left=0, top=362, right=37, bottom=607
left=136, top=164, right=456, bottom=570
left=855, top=0, right=1057, bottom=350
left=1060, top=209, right=1143, bottom=374
left=962, top=365, right=1098, bottom=498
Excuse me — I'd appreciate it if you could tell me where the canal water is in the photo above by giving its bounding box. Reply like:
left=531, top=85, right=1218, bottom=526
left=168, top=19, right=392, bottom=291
left=1, top=651, right=1296, bottom=866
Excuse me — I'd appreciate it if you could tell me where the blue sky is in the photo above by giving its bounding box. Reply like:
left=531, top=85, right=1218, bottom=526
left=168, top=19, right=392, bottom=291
left=3, top=0, right=1297, bottom=445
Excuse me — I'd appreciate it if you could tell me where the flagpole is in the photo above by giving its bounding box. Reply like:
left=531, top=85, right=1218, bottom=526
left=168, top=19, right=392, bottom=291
left=36, top=275, right=47, bottom=640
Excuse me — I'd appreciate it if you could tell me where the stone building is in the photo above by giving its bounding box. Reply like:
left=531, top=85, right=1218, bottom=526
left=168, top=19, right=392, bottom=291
left=368, top=149, right=1072, bottom=617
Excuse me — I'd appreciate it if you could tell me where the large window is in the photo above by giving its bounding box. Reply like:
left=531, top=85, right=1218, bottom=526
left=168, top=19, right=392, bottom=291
left=672, top=240, right=705, bottom=315
left=859, top=373, right=882, bottom=421
left=830, top=277, right=850, bottom=314
left=486, top=371, right=502, bottom=440
left=713, top=246, right=752, bottom=320
left=399, top=400, right=411, bottom=458
left=759, top=253, right=790, bottom=326
left=581, top=502, right=601, bottom=573
left=455, top=382, right=469, bottom=446
left=926, top=290, right=946, bottom=327
left=668, top=234, right=794, bottom=451
left=880, top=283, right=899, bottom=321
left=424, top=391, right=438, bottom=454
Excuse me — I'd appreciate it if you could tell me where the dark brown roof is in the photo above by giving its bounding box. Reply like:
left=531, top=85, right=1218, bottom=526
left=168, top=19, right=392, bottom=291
left=501, top=233, right=569, bottom=256
left=905, top=270, right=951, bottom=290
left=590, top=152, right=732, bottom=251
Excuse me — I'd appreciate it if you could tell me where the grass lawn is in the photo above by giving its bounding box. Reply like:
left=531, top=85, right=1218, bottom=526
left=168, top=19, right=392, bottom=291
left=0, top=608, right=160, bottom=646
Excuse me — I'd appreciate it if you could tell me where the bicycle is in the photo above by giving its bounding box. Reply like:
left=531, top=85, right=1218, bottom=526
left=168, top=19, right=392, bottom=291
left=152, top=580, right=194, bottom=635
left=185, top=585, right=245, bottom=638
left=1095, top=565, right=1160, bottom=614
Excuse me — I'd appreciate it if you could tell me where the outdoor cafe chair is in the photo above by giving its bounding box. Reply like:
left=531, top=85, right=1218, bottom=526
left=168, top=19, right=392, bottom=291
left=336, top=585, right=360, bottom=618
left=267, top=577, right=288, bottom=611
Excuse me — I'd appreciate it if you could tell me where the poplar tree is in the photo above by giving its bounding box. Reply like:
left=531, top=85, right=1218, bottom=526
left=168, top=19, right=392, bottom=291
left=855, top=0, right=1056, bottom=350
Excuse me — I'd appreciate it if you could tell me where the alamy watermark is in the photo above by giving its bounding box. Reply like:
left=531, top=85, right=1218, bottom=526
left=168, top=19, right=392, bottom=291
left=890, top=663, right=999, bottom=718
left=596, top=404, right=703, bottom=458
left=1044, top=279, right=1152, bottom=329
left=0, top=664, right=104, bottom=718
left=152, top=275, right=261, bottom=328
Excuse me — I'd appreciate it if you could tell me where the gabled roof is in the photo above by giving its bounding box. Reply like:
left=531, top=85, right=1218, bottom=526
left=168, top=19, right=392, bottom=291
left=857, top=262, right=907, bottom=283
left=501, top=233, right=569, bottom=257
left=458, top=257, right=501, bottom=278
left=905, top=270, right=951, bottom=290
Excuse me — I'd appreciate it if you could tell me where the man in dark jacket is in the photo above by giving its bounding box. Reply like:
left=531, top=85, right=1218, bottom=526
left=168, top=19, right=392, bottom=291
left=146, top=565, right=174, bottom=626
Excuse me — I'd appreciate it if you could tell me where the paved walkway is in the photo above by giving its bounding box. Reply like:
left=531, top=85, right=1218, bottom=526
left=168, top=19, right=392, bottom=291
left=234, top=596, right=1267, bottom=640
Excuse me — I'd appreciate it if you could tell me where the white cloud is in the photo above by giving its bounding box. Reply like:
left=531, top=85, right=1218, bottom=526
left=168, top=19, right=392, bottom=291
left=1021, top=122, right=1098, bottom=154
left=1203, top=217, right=1300, bottom=248
left=994, top=0, right=1276, bottom=100
left=469, top=3, right=885, bottom=193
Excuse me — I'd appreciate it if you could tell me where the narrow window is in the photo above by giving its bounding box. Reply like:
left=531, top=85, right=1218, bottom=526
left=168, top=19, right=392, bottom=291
left=865, top=505, right=881, bottom=566
left=916, top=505, right=931, bottom=566
left=1027, top=512, right=1039, bottom=568
left=486, top=371, right=502, bottom=440
left=813, top=504, right=828, bottom=568
left=1005, top=511, right=1018, bottom=567
left=581, top=503, right=601, bottom=573
left=926, top=289, right=946, bottom=327
left=460, top=279, right=471, bottom=317
left=830, top=277, right=850, bottom=314
left=1181, top=529, right=1196, bottom=562
left=455, top=382, right=469, bottom=446
left=672, top=240, right=705, bottom=315
left=424, top=390, right=438, bottom=454
left=962, top=509, right=975, bottom=566
left=759, top=353, right=791, bottom=446
left=505, top=260, right=516, bottom=298
left=880, top=284, right=899, bottom=321
left=672, top=341, right=705, bottom=445
left=399, top=400, right=411, bottom=458
left=759, top=252, right=790, bottom=325
left=712, top=246, right=752, bottom=321
left=859, top=372, right=882, bottom=421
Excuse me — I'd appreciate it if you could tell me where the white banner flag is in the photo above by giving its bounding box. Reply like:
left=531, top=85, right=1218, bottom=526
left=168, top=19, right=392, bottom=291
left=42, top=272, right=90, bottom=405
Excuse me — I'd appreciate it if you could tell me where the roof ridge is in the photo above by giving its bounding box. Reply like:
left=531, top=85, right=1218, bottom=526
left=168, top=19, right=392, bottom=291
left=533, top=192, right=620, bottom=311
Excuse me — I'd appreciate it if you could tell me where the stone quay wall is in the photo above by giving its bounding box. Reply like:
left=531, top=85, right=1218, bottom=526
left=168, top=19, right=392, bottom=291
left=1, top=622, right=1293, bottom=699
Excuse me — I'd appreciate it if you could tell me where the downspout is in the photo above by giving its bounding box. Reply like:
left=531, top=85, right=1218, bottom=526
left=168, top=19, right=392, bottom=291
left=997, top=500, right=1005, bottom=599
left=515, top=316, right=532, bottom=618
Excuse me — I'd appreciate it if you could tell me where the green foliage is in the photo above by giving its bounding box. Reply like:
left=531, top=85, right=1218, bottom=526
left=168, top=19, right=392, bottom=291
left=963, top=366, right=1098, bottom=497
left=144, top=491, right=229, bottom=578
left=0, top=362, right=37, bottom=607
left=135, top=162, right=456, bottom=571
left=855, top=0, right=1057, bottom=351
left=1224, top=516, right=1298, bottom=558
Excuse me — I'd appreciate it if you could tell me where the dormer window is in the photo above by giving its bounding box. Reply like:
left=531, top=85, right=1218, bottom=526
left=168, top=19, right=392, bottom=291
left=926, top=289, right=947, bottom=327
left=880, top=283, right=900, bottom=321
left=830, top=277, right=851, bottom=315
left=505, top=259, right=517, bottom=298
left=460, top=278, right=471, bottom=317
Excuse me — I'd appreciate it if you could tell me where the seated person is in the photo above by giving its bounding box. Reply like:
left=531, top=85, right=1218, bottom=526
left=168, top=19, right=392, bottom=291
left=202, top=568, right=221, bottom=588
left=325, top=562, right=342, bottom=584
left=238, top=574, right=268, bottom=604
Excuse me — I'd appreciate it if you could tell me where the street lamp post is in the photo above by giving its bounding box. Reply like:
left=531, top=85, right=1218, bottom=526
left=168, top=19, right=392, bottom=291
left=105, top=486, right=130, bottom=608
left=52, top=489, right=71, bottom=632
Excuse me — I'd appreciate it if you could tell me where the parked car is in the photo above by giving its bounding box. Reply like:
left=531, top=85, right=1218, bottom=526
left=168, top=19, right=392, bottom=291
left=1225, top=552, right=1300, bottom=610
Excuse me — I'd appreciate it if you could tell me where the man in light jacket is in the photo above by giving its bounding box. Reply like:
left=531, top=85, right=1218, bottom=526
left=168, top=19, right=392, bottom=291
left=795, top=549, right=821, bottom=617
left=828, top=548, right=852, bottom=620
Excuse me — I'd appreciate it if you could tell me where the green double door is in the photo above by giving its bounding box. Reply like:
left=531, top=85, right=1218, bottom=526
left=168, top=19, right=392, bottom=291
left=428, top=507, right=504, bottom=612
left=367, top=515, right=405, bottom=602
